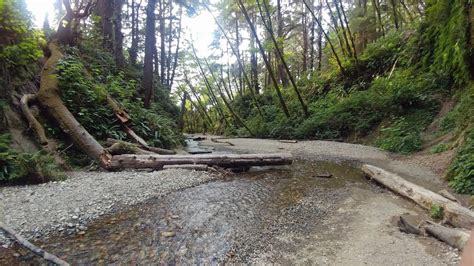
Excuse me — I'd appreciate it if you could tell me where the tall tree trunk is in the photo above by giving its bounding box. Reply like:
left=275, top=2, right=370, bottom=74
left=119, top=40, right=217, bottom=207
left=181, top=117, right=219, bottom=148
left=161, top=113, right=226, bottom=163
left=303, top=0, right=346, bottom=75
left=190, top=44, right=230, bottom=126
left=238, top=0, right=290, bottom=117
left=338, top=0, right=358, bottom=61
left=235, top=18, right=243, bottom=94
left=143, top=0, right=156, bottom=108
left=333, top=0, right=353, bottom=59
left=203, top=57, right=254, bottom=136
left=309, top=0, right=316, bottom=71
left=183, top=73, right=213, bottom=125
left=169, top=6, right=182, bottom=89
left=165, top=0, right=173, bottom=88
left=373, top=0, right=386, bottom=36
left=390, top=0, right=400, bottom=30
left=113, top=0, right=125, bottom=67
left=128, top=0, right=141, bottom=66
left=205, top=4, right=263, bottom=117
left=276, top=0, right=289, bottom=87
left=95, top=0, right=113, bottom=50
left=302, top=3, right=309, bottom=73
left=258, top=0, right=309, bottom=117
left=317, top=0, right=323, bottom=71
left=250, top=12, right=259, bottom=95
left=177, top=91, right=187, bottom=131
left=159, top=0, right=166, bottom=85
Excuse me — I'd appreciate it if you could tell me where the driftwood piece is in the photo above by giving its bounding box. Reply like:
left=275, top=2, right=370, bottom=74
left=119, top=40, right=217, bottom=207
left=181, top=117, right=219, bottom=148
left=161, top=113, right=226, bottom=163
left=0, top=222, right=69, bottom=265
left=362, top=164, right=474, bottom=230
left=438, top=189, right=460, bottom=203
left=278, top=140, right=298, bottom=143
left=106, top=142, right=155, bottom=155
left=210, top=138, right=234, bottom=146
left=105, top=138, right=175, bottom=155
left=109, top=153, right=293, bottom=170
left=316, top=173, right=332, bottom=178
left=396, top=213, right=423, bottom=235
left=424, top=222, right=470, bottom=250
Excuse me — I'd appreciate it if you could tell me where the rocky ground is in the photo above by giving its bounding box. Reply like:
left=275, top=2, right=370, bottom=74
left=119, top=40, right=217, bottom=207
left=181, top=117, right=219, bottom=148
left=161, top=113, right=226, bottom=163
left=0, top=137, right=465, bottom=264
left=0, top=169, right=217, bottom=243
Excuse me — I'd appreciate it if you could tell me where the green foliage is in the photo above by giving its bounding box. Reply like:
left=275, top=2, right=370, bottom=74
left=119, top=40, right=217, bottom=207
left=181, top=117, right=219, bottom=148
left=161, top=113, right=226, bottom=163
left=430, top=204, right=444, bottom=219
left=295, top=70, right=439, bottom=141
left=0, top=0, right=44, bottom=97
left=430, top=143, right=450, bottom=154
left=0, top=134, right=64, bottom=184
left=448, top=128, right=474, bottom=194
left=420, top=0, right=470, bottom=85
left=440, top=85, right=474, bottom=133
left=376, top=117, right=423, bottom=154
left=55, top=46, right=182, bottom=155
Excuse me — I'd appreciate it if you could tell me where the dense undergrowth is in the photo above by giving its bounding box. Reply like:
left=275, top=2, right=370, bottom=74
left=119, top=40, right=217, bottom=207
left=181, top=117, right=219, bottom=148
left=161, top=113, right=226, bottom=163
left=0, top=1, right=182, bottom=182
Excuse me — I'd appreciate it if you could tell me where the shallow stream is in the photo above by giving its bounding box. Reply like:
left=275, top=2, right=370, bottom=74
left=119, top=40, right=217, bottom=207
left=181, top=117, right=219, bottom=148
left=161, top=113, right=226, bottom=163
left=5, top=159, right=376, bottom=264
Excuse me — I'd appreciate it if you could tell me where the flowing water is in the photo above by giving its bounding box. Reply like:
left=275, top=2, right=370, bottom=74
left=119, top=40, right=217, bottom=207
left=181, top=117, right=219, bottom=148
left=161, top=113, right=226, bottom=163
left=6, top=159, right=376, bottom=264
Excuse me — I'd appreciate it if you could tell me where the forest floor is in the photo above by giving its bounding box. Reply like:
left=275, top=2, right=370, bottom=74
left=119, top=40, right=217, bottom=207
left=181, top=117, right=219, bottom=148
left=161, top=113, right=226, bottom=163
left=0, top=137, right=463, bottom=264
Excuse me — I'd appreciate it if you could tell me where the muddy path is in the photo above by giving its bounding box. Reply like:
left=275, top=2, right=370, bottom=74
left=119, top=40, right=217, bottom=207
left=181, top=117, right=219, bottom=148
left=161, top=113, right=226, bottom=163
left=1, top=138, right=461, bottom=264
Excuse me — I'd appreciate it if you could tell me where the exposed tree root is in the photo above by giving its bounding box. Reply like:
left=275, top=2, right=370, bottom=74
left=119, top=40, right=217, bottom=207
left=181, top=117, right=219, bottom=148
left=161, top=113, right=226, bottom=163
left=20, top=94, right=48, bottom=145
left=20, top=93, right=67, bottom=167
left=0, top=222, right=69, bottom=266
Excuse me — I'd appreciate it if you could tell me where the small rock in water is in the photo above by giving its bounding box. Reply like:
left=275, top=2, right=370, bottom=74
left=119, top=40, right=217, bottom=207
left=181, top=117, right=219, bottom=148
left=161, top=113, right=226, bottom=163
left=161, top=231, right=175, bottom=237
left=13, top=253, right=20, bottom=258
left=77, top=231, right=86, bottom=235
left=67, top=223, right=75, bottom=228
left=78, top=225, right=88, bottom=231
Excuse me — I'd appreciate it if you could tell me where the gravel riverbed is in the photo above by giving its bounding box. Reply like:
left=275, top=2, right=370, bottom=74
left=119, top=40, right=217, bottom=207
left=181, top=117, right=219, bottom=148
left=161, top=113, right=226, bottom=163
left=0, top=169, right=217, bottom=244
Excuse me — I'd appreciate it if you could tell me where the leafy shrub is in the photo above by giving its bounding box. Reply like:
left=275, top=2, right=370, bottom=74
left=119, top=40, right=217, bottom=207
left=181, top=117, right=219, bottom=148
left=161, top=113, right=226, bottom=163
left=448, top=128, right=474, bottom=194
left=0, top=134, right=64, bottom=184
left=55, top=48, right=182, bottom=153
left=376, top=117, right=423, bottom=154
left=430, top=204, right=444, bottom=219
left=430, top=143, right=449, bottom=154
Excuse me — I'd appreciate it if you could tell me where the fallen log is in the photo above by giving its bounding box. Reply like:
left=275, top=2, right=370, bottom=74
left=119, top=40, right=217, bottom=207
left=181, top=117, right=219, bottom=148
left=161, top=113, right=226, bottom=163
left=424, top=222, right=470, bottom=250
left=109, top=153, right=293, bottom=170
left=0, top=222, right=69, bottom=266
left=394, top=214, right=470, bottom=250
left=362, top=164, right=474, bottom=230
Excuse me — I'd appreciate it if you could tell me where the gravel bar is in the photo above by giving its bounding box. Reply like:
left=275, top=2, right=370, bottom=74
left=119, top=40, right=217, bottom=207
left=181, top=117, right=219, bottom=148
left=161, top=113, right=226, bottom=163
left=0, top=169, right=217, bottom=244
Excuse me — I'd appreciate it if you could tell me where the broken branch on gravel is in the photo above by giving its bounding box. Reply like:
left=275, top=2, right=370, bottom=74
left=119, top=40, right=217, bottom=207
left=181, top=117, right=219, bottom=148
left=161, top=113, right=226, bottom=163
left=363, top=164, right=474, bottom=230
left=109, top=153, right=293, bottom=170
left=105, top=138, right=175, bottom=155
left=0, top=222, right=69, bottom=266
left=210, top=137, right=234, bottom=146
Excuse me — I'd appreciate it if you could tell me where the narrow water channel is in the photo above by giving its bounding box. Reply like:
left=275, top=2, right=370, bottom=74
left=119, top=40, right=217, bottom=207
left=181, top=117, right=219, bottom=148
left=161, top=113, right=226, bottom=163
left=6, top=159, right=374, bottom=264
